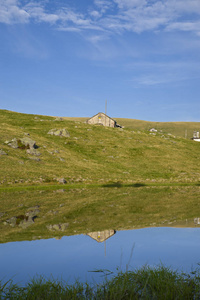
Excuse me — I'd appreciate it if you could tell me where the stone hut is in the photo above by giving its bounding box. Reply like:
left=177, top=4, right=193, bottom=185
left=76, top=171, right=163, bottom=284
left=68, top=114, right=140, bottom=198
left=87, top=112, right=120, bottom=128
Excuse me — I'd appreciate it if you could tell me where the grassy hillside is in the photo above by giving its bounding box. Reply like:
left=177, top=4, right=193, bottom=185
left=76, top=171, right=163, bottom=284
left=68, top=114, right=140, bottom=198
left=115, top=118, right=200, bottom=139
left=1, top=109, right=200, bottom=242
left=0, top=109, right=200, bottom=186
left=64, top=116, right=200, bottom=139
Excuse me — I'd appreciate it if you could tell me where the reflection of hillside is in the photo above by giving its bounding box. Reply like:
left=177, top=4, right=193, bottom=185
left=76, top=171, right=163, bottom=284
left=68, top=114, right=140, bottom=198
left=87, top=229, right=116, bottom=243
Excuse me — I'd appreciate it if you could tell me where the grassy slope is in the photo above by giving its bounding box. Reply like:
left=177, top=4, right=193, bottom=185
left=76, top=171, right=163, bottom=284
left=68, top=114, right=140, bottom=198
left=0, top=109, right=200, bottom=185
left=64, top=116, right=200, bottom=139
left=1, top=110, right=200, bottom=243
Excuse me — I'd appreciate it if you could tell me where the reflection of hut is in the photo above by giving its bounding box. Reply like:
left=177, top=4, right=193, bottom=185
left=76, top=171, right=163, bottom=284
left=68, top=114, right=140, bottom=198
left=194, top=218, right=200, bottom=225
left=87, top=113, right=121, bottom=128
left=87, top=229, right=116, bottom=243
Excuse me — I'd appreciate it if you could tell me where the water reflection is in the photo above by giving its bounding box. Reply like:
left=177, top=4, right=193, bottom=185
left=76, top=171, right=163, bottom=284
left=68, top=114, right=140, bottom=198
left=194, top=218, right=200, bottom=225
left=87, top=229, right=116, bottom=243
left=1, top=227, right=200, bottom=286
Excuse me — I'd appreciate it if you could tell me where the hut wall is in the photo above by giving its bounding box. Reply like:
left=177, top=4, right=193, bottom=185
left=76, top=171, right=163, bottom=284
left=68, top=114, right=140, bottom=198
left=87, top=113, right=116, bottom=127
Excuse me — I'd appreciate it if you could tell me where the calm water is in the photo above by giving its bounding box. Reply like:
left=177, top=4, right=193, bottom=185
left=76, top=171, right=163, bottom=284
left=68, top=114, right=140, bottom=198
left=1, top=227, right=200, bottom=286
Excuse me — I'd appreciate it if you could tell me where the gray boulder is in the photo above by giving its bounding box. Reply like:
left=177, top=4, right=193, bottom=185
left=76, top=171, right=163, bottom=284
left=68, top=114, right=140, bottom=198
left=47, top=128, right=70, bottom=137
left=46, top=223, right=69, bottom=231
left=5, top=137, right=37, bottom=150
left=20, top=137, right=36, bottom=149
left=5, top=216, right=17, bottom=227
left=57, top=178, right=66, bottom=184
left=6, top=138, right=18, bottom=149
left=0, top=149, right=7, bottom=155
left=19, top=217, right=34, bottom=229
left=54, top=117, right=63, bottom=121
left=27, top=149, right=41, bottom=156
left=4, top=206, right=40, bottom=228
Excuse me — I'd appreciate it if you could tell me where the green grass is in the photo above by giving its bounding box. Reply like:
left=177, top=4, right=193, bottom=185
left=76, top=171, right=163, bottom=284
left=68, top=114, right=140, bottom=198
left=1, top=109, right=200, bottom=186
left=1, top=109, right=200, bottom=243
left=1, top=265, right=200, bottom=299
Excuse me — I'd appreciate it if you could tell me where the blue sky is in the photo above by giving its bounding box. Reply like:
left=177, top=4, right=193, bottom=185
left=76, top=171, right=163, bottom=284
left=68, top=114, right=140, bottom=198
left=0, top=0, right=200, bottom=121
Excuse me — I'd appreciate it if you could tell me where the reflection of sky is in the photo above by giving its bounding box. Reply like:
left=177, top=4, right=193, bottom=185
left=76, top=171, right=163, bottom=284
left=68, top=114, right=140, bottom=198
left=0, top=227, right=200, bottom=286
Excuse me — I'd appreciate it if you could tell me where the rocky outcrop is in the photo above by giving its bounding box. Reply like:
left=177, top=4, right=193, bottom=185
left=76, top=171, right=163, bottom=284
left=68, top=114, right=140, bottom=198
left=0, top=149, right=7, bottom=155
left=5, top=137, right=37, bottom=150
left=57, top=178, right=67, bottom=184
left=5, top=138, right=19, bottom=149
left=20, top=137, right=37, bottom=149
left=27, top=149, right=41, bottom=156
left=47, top=128, right=70, bottom=137
left=54, top=117, right=63, bottom=121
left=46, top=223, right=69, bottom=231
left=5, top=137, right=41, bottom=156
left=4, top=206, right=40, bottom=229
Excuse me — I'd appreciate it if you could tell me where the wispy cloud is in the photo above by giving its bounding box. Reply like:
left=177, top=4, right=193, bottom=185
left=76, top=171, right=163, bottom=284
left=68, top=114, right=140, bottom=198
left=130, top=74, right=189, bottom=86
left=0, top=0, right=29, bottom=24
left=1, top=0, right=200, bottom=37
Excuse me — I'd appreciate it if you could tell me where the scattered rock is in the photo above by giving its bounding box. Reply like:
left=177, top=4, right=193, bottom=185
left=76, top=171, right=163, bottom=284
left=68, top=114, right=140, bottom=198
left=29, top=157, right=41, bottom=161
left=54, top=189, right=65, bottom=193
left=0, top=212, right=5, bottom=218
left=46, top=223, right=69, bottom=232
left=5, top=138, right=18, bottom=149
left=25, top=207, right=40, bottom=218
left=20, top=137, right=36, bottom=149
left=5, top=137, right=37, bottom=150
left=4, top=206, right=40, bottom=228
left=54, top=117, right=63, bottom=121
left=5, top=216, right=17, bottom=227
left=57, top=178, right=67, bottom=184
left=0, top=149, right=7, bottom=155
left=47, top=128, right=70, bottom=138
left=28, top=205, right=40, bottom=210
left=19, top=216, right=34, bottom=229
left=27, top=149, right=41, bottom=156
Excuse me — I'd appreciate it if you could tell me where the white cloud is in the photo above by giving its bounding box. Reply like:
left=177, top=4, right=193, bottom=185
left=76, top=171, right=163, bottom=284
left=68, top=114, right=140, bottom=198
left=166, top=21, right=200, bottom=35
left=1, top=0, right=200, bottom=38
left=94, top=0, right=113, bottom=13
left=0, top=0, right=29, bottom=24
left=89, top=10, right=101, bottom=18
left=24, top=2, right=59, bottom=24
left=113, top=0, right=147, bottom=9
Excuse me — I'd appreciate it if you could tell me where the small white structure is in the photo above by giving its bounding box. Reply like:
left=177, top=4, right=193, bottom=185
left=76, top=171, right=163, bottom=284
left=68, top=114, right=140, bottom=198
left=192, top=131, right=200, bottom=142
left=149, top=128, right=157, bottom=133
